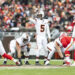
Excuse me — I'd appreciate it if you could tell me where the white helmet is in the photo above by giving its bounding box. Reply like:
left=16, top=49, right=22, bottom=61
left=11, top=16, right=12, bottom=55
left=37, top=11, right=44, bottom=17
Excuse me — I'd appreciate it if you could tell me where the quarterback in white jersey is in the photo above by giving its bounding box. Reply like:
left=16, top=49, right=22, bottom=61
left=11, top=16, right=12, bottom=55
left=3, top=33, right=31, bottom=65
left=29, top=13, right=51, bottom=65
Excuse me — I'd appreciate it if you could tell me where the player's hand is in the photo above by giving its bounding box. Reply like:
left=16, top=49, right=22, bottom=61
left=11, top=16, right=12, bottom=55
left=34, top=34, right=37, bottom=39
left=48, top=38, right=50, bottom=43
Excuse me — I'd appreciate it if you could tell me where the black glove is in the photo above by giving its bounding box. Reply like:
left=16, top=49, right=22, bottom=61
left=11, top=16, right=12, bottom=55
left=61, top=57, right=64, bottom=59
left=18, top=58, right=22, bottom=65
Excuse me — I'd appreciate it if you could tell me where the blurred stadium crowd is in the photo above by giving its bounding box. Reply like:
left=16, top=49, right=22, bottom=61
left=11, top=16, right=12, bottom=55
left=0, top=0, right=75, bottom=32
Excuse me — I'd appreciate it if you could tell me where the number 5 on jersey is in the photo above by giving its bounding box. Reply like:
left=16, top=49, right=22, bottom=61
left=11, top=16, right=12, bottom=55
left=40, top=25, right=45, bottom=32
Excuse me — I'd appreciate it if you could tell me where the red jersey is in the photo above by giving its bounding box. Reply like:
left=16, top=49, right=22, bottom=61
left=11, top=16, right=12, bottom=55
left=60, top=36, right=71, bottom=48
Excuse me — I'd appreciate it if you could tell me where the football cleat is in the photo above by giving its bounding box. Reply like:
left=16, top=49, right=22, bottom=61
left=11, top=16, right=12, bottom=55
left=3, top=61, right=7, bottom=65
left=45, top=61, right=50, bottom=65
left=63, top=61, right=71, bottom=66
left=18, top=58, right=23, bottom=65
left=25, top=61, right=30, bottom=65
left=71, top=62, right=75, bottom=66
left=35, top=61, right=41, bottom=65
left=16, top=61, right=21, bottom=66
left=44, top=61, right=46, bottom=64
left=63, top=61, right=66, bottom=65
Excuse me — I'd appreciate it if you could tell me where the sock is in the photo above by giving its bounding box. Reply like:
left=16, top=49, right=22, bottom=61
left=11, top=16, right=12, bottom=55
left=2, top=53, right=13, bottom=60
left=25, top=56, right=29, bottom=62
left=44, top=51, right=48, bottom=61
left=47, top=50, right=55, bottom=60
left=44, top=56, right=47, bottom=61
left=65, top=56, right=71, bottom=62
left=13, top=59, right=17, bottom=63
left=8, top=52, right=12, bottom=56
left=36, top=49, right=40, bottom=62
left=4, top=58, right=7, bottom=61
left=36, top=57, right=39, bottom=62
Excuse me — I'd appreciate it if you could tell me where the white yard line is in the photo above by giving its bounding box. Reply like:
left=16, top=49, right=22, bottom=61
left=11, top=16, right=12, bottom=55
left=0, top=65, right=67, bottom=70
left=0, top=59, right=63, bottom=61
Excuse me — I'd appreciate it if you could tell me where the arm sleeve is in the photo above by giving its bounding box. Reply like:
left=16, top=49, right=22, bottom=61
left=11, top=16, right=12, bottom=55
left=29, top=18, right=36, bottom=24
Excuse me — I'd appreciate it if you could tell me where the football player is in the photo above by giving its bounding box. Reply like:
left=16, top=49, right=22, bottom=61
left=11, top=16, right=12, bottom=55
left=45, top=32, right=75, bottom=66
left=3, top=33, right=31, bottom=65
left=0, top=40, right=20, bottom=66
left=29, top=11, right=51, bottom=65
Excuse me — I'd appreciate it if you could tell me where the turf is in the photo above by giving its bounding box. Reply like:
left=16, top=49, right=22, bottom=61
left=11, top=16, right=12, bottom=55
left=0, top=67, right=75, bottom=75
left=0, top=59, right=75, bottom=75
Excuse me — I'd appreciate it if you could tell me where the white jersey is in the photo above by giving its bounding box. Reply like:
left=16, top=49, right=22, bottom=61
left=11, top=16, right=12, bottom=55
left=9, top=35, right=30, bottom=54
left=10, top=35, right=30, bottom=47
left=29, top=18, right=51, bottom=39
left=17, top=36, right=30, bottom=46
left=16, top=37, right=27, bottom=47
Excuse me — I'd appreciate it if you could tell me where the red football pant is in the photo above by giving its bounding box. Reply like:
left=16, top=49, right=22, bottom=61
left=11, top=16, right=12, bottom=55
left=2, top=53, right=13, bottom=60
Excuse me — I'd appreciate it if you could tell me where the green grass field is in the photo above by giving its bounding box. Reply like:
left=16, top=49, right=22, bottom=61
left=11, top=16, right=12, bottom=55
left=0, top=59, right=75, bottom=75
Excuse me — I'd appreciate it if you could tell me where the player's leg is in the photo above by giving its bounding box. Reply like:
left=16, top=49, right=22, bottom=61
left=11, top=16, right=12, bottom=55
left=59, top=45, right=71, bottom=65
left=64, top=50, right=71, bottom=65
left=22, top=46, right=30, bottom=65
left=45, top=42, right=56, bottom=65
left=63, top=43, right=75, bottom=66
left=2, top=53, right=20, bottom=66
left=35, top=37, right=42, bottom=65
left=3, top=42, right=16, bottom=64
left=0, top=41, right=20, bottom=66
left=44, top=51, right=48, bottom=64
left=43, top=38, right=48, bottom=64
left=35, top=46, right=42, bottom=65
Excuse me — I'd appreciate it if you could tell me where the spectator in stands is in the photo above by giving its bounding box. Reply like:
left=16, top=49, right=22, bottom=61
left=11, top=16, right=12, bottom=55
left=0, top=0, right=75, bottom=32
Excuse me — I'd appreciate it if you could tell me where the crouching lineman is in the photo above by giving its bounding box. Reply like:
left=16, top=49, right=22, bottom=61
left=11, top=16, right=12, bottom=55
left=3, top=33, right=31, bottom=65
left=0, top=40, right=20, bottom=66
left=45, top=32, right=75, bottom=66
